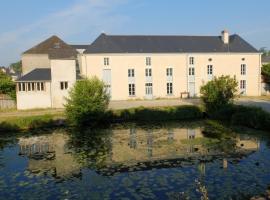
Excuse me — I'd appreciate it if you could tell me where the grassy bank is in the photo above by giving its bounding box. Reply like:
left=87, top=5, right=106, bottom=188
left=0, top=114, right=65, bottom=133
left=0, top=105, right=204, bottom=132
left=209, top=104, right=270, bottom=131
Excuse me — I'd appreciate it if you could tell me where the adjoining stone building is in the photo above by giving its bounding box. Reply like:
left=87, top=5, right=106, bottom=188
left=16, top=30, right=262, bottom=109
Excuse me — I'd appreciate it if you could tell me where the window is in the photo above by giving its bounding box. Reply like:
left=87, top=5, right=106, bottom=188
left=167, top=82, right=173, bottom=95
left=145, top=83, right=153, bottom=95
left=37, top=82, right=45, bottom=91
left=104, top=57, right=109, bottom=66
left=146, top=57, right=151, bottom=66
left=32, top=82, right=35, bottom=91
left=40, top=82, right=44, bottom=91
left=207, top=65, right=213, bottom=75
left=189, top=67, right=195, bottom=75
left=129, top=84, right=135, bottom=96
left=240, top=80, right=246, bottom=90
left=128, top=69, right=135, bottom=77
left=37, top=82, right=40, bottom=91
left=22, top=83, right=26, bottom=91
left=145, top=68, right=152, bottom=77
left=241, top=64, right=246, bottom=75
left=60, top=81, right=68, bottom=90
left=27, top=82, right=32, bottom=91
left=189, top=57, right=194, bottom=65
left=166, top=68, right=173, bottom=76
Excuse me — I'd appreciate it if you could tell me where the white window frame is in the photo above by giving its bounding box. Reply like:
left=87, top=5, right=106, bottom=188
left=129, top=83, right=135, bottom=96
left=167, top=82, right=173, bottom=95
left=207, top=65, right=213, bottom=75
left=189, top=67, right=195, bottom=76
left=60, top=81, right=68, bottom=90
left=189, top=57, right=194, bottom=65
left=146, top=57, right=151, bottom=66
left=145, top=68, right=152, bottom=77
left=128, top=69, right=135, bottom=77
left=166, top=68, right=173, bottom=76
left=240, top=80, right=246, bottom=90
left=241, top=64, right=246, bottom=75
left=104, top=57, right=109, bottom=66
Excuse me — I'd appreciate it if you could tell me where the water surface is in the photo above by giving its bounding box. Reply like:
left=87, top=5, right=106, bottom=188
left=0, top=122, right=270, bottom=199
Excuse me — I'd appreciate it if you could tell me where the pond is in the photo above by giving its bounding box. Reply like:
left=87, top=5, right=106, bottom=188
left=0, top=121, right=270, bottom=200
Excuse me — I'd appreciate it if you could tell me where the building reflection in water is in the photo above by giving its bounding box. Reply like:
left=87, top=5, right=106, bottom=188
left=17, top=127, right=260, bottom=177
left=18, top=132, right=81, bottom=179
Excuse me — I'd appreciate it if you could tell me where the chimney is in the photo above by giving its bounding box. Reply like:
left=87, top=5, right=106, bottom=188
left=221, top=30, right=229, bottom=44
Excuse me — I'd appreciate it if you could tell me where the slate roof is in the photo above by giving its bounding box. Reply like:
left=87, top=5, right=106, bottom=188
left=23, top=35, right=78, bottom=59
left=70, top=45, right=89, bottom=49
left=17, top=68, right=83, bottom=81
left=262, top=55, right=270, bottom=63
left=85, top=33, right=258, bottom=54
left=16, top=68, right=51, bottom=82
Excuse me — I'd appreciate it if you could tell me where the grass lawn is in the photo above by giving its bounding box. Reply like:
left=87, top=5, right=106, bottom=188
left=240, top=96, right=270, bottom=101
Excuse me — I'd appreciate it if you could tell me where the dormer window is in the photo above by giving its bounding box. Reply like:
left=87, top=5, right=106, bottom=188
left=54, top=42, right=60, bottom=49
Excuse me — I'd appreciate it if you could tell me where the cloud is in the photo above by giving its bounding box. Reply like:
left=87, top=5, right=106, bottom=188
left=0, top=0, right=129, bottom=66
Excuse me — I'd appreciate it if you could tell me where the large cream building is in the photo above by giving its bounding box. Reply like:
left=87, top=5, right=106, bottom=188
left=16, top=30, right=261, bottom=109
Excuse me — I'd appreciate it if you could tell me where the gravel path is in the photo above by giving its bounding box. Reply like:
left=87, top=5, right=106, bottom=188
left=1, top=97, right=269, bottom=120
left=108, top=98, right=200, bottom=110
left=236, top=98, right=270, bottom=113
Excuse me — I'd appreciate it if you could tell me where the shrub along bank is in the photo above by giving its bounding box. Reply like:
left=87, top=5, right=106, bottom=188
left=211, top=104, right=270, bottom=131
left=0, top=105, right=204, bottom=132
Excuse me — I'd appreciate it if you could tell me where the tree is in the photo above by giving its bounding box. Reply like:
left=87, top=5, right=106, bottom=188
left=200, top=76, right=238, bottom=114
left=9, top=61, right=22, bottom=74
left=262, top=64, right=270, bottom=83
left=65, top=77, right=110, bottom=126
left=0, top=71, right=16, bottom=100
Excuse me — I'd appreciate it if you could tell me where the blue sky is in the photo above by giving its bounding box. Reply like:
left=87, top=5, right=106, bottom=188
left=0, top=0, right=270, bottom=66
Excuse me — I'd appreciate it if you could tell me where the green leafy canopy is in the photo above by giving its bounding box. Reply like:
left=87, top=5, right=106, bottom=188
left=200, top=75, right=238, bottom=114
left=65, top=77, right=110, bottom=127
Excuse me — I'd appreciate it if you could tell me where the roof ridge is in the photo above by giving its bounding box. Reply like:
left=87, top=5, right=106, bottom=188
left=106, top=34, right=221, bottom=37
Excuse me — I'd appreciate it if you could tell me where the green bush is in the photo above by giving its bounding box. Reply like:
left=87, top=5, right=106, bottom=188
left=65, top=77, right=110, bottom=126
left=0, top=71, right=16, bottom=100
left=262, top=63, right=270, bottom=83
left=231, top=106, right=270, bottom=130
left=110, top=105, right=203, bottom=122
left=200, top=75, right=238, bottom=115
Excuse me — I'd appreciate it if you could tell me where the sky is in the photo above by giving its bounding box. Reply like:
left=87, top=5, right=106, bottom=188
left=0, top=0, right=270, bottom=66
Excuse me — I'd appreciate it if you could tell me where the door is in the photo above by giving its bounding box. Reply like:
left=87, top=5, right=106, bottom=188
left=102, top=69, right=111, bottom=97
left=188, top=82, right=195, bottom=97
left=145, top=83, right=153, bottom=99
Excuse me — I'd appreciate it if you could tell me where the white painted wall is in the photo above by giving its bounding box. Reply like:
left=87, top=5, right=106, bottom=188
left=51, top=59, right=76, bottom=108
left=82, top=53, right=261, bottom=100
left=16, top=82, right=52, bottom=110
left=22, top=54, right=50, bottom=75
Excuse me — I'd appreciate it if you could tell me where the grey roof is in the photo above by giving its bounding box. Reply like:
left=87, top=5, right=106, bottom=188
left=23, top=35, right=78, bottom=60
left=70, top=45, right=89, bottom=49
left=17, top=68, right=51, bottom=82
left=262, top=55, right=270, bottom=63
left=85, top=33, right=258, bottom=54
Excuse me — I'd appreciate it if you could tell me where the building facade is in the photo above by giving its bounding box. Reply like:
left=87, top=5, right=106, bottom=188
left=16, top=30, right=262, bottom=109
